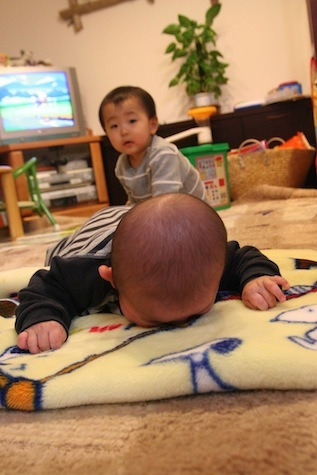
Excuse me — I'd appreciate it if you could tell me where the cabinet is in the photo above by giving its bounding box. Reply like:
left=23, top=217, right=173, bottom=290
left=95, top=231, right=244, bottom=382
left=210, top=97, right=317, bottom=187
left=0, top=135, right=109, bottom=217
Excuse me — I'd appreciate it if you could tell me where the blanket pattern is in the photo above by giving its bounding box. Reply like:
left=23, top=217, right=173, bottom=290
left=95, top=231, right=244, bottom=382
left=0, top=250, right=316, bottom=411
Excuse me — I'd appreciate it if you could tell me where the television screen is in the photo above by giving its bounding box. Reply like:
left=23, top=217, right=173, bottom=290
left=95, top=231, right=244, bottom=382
left=0, top=66, right=86, bottom=144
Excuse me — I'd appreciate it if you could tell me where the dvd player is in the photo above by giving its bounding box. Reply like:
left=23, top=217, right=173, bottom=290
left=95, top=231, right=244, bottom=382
left=37, top=167, right=94, bottom=192
left=42, top=184, right=97, bottom=208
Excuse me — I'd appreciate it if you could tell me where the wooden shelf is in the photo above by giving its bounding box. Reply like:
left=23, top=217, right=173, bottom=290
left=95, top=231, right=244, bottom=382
left=0, top=135, right=110, bottom=219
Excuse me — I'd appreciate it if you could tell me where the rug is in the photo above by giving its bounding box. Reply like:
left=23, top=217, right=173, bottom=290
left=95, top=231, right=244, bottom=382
left=0, top=249, right=316, bottom=411
left=0, top=214, right=86, bottom=270
left=0, top=186, right=317, bottom=474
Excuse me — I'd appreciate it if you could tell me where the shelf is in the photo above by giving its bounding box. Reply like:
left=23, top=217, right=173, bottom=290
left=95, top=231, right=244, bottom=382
left=0, top=135, right=110, bottom=224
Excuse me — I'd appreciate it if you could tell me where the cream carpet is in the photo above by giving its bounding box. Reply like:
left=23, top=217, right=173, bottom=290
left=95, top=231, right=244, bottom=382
left=1, top=185, right=317, bottom=475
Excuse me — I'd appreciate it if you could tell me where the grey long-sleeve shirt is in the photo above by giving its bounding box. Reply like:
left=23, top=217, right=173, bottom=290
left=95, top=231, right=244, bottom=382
left=115, top=135, right=208, bottom=204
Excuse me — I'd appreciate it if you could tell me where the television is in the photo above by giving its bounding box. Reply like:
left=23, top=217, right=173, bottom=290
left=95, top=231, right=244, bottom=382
left=0, top=66, right=86, bottom=145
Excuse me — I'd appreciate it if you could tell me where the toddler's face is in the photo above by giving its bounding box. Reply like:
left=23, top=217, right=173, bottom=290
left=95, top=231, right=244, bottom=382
left=118, top=289, right=217, bottom=328
left=102, top=97, right=158, bottom=163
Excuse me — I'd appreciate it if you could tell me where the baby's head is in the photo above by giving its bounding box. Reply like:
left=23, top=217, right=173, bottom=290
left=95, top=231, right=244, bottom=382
left=111, top=193, right=227, bottom=327
left=99, top=85, right=157, bottom=132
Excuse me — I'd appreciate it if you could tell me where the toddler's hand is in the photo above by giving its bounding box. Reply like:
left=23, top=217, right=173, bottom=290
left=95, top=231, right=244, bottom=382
left=242, top=275, right=290, bottom=310
left=17, top=321, right=67, bottom=354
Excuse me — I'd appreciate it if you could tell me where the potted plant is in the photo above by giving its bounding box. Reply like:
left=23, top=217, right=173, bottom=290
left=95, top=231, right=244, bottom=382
left=163, top=3, right=228, bottom=106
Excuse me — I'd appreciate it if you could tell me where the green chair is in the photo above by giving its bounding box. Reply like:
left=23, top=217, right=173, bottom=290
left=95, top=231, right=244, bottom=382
left=0, top=156, right=58, bottom=231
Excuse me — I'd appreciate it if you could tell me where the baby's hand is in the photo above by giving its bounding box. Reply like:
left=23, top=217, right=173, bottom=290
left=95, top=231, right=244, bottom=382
left=17, top=321, right=67, bottom=354
left=242, top=275, right=290, bottom=310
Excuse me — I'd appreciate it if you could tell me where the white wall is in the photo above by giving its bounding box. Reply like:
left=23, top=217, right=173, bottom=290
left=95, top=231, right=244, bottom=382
left=0, top=0, right=312, bottom=135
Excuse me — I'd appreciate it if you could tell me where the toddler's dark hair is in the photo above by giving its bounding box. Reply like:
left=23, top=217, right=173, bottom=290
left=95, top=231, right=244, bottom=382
left=99, top=86, right=157, bottom=131
left=112, top=193, right=228, bottom=307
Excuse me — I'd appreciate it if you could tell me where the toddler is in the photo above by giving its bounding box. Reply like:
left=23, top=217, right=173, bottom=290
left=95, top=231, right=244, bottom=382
left=99, top=86, right=208, bottom=204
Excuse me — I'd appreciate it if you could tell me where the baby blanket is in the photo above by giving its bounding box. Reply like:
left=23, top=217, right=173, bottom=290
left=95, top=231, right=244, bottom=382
left=0, top=249, right=316, bottom=411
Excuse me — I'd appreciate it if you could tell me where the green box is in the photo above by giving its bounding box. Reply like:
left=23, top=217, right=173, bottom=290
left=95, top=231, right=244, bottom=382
left=180, top=143, right=231, bottom=210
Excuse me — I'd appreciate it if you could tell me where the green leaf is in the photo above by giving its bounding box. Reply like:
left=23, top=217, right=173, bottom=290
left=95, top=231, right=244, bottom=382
left=183, top=29, right=194, bottom=45
left=178, top=14, right=192, bottom=27
left=173, top=49, right=188, bottom=59
left=213, top=85, right=222, bottom=98
left=205, top=4, right=221, bottom=26
left=163, top=24, right=180, bottom=35
left=200, top=62, right=212, bottom=73
left=202, top=27, right=216, bottom=43
left=209, top=50, right=222, bottom=58
left=186, top=80, right=201, bottom=96
left=187, top=51, right=198, bottom=64
left=165, top=42, right=176, bottom=54
left=176, top=33, right=186, bottom=44
left=177, top=63, right=188, bottom=78
left=169, top=78, right=179, bottom=87
left=216, top=74, right=228, bottom=85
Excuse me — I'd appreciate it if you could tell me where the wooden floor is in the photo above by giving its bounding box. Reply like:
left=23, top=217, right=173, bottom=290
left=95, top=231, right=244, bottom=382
left=0, top=212, right=87, bottom=245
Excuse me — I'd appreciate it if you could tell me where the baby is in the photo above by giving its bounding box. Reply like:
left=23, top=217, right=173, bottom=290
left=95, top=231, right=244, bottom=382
left=15, top=193, right=289, bottom=354
left=99, top=85, right=208, bottom=204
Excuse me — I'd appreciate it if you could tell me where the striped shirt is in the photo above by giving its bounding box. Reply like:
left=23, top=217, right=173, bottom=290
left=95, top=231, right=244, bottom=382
left=45, top=206, right=131, bottom=265
left=115, top=135, right=208, bottom=205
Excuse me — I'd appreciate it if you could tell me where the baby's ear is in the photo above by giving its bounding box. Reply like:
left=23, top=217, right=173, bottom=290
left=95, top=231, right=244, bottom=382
left=98, top=265, right=116, bottom=288
left=150, top=116, right=159, bottom=135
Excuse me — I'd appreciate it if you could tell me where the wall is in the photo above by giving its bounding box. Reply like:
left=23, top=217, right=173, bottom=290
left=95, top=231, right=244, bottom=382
left=0, top=0, right=312, bottom=135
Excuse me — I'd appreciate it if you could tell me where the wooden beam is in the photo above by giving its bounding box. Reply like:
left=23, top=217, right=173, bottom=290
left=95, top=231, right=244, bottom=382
left=60, top=0, right=130, bottom=22
left=59, top=0, right=155, bottom=32
left=67, top=0, right=83, bottom=32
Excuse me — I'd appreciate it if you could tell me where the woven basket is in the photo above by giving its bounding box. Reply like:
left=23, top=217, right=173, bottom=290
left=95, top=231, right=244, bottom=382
left=228, top=138, right=316, bottom=200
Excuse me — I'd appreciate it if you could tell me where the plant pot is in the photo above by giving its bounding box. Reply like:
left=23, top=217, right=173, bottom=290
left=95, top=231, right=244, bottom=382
left=194, top=92, right=217, bottom=107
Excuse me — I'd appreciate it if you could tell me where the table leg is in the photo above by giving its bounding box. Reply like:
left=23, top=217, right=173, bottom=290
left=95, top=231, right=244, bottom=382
left=0, top=167, right=24, bottom=239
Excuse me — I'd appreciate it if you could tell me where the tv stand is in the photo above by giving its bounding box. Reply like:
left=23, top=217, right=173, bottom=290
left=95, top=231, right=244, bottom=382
left=0, top=135, right=109, bottom=219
